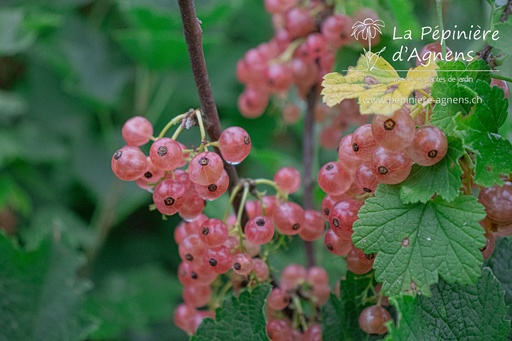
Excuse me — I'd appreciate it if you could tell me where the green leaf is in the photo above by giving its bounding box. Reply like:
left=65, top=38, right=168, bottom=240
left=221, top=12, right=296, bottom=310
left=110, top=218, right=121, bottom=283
left=58, top=17, right=131, bottom=108
left=399, top=138, right=464, bottom=203
left=384, top=0, right=421, bottom=36
left=485, top=236, right=512, bottom=339
left=0, top=234, right=96, bottom=341
left=321, top=272, right=372, bottom=341
left=489, top=21, right=512, bottom=56
left=431, top=60, right=491, bottom=133
left=21, top=206, right=94, bottom=250
left=114, top=30, right=190, bottom=69
left=387, top=268, right=511, bottom=340
left=352, top=185, right=486, bottom=297
left=454, top=81, right=511, bottom=186
left=85, top=264, right=181, bottom=339
left=0, top=8, right=35, bottom=55
left=0, top=90, right=27, bottom=123
left=192, top=284, right=271, bottom=341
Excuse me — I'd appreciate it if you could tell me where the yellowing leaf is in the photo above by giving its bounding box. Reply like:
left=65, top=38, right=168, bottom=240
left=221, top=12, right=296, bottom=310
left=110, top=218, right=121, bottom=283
left=321, top=52, right=438, bottom=115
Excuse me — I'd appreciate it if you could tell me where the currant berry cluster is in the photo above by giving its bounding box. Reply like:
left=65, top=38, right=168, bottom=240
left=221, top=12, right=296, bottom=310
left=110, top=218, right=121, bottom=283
left=265, top=264, right=329, bottom=340
left=111, top=111, right=251, bottom=221
left=236, top=2, right=381, bottom=120
left=172, top=167, right=328, bottom=336
left=317, top=106, right=449, bottom=275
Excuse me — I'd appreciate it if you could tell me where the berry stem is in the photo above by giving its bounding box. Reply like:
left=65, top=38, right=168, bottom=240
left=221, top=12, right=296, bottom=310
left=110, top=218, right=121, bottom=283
left=236, top=182, right=251, bottom=252
left=178, top=0, right=248, bottom=227
left=194, top=109, right=207, bottom=146
left=291, top=294, right=309, bottom=332
left=158, top=112, right=188, bottom=138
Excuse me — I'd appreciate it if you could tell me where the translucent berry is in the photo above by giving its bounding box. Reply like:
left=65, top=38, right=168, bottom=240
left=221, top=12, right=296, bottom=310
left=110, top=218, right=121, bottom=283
left=252, top=258, right=269, bottom=281
left=318, top=161, right=353, bottom=195
left=183, top=285, right=212, bottom=308
left=203, top=246, right=232, bottom=274
left=273, top=202, right=304, bottom=235
left=200, top=218, right=229, bottom=248
left=218, top=126, right=252, bottom=164
left=352, top=124, right=378, bottom=161
left=179, top=234, right=206, bottom=264
left=280, top=263, right=307, bottom=290
left=245, top=216, right=275, bottom=245
left=149, top=137, right=183, bottom=171
left=478, top=181, right=512, bottom=225
left=371, top=109, right=415, bottom=151
left=321, top=14, right=353, bottom=47
left=232, top=252, right=254, bottom=275
left=358, top=305, right=391, bottom=335
left=337, top=134, right=361, bottom=170
left=194, top=169, right=229, bottom=201
left=355, top=162, right=379, bottom=193
left=188, top=151, right=224, bottom=186
left=371, top=147, right=413, bottom=184
left=111, top=146, right=148, bottom=181
left=267, top=288, right=290, bottom=311
left=299, top=210, right=325, bottom=241
left=329, top=199, right=363, bottom=239
left=178, top=189, right=205, bottom=222
left=346, top=247, right=375, bottom=274
left=274, top=167, right=301, bottom=194
left=324, top=229, right=352, bottom=256
left=122, top=116, right=153, bottom=146
left=406, top=126, right=448, bottom=166
left=152, top=179, right=186, bottom=215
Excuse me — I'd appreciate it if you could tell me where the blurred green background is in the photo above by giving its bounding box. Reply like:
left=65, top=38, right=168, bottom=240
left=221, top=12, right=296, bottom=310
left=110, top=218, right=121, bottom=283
left=0, top=0, right=508, bottom=340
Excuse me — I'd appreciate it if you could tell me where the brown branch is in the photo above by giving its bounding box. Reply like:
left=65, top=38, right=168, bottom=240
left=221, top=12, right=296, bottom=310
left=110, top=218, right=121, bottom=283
left=303, top=85, right=318, bottom=268
left=479, top=0, right=512, bottom=66
left=178, top=0, right=248, bottom=228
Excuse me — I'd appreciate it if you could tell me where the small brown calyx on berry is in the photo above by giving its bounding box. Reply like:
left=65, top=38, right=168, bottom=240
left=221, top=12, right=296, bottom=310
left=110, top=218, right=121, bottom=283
left=364, top=253, right=376, bottom=261
left=164, top=197, right=175, bottom=206
left=144, top=171, right=153, bottom=179
left=209, top=258, right=218, bottom=266
left=233, top=262, right=241, bottom=270
left=157, top=146, right=167, bottom=156
left=326, top=163, right=334, bottom=171
left=384, top=119, right=396, bottom=130
left=199, top=157, right=209, bottom=166
left=185, top=254, right=193, bottom=261
left=256, top=218, right=265, bottom=226
left=352, top=143, right=360, bottom=152
left=327, top=243, right=333, bottom=251
left=243, top=136, right=251, bottom=145
left=292, top=223, right=301, bottom=230
left=332, top=218, right=340, bottom=228
left=114, top=150, right=122, bottom=160
left=428, top=150, right=438, bottom=158
left=377, top=166, right=389, bottom=175
left=202, top=227, right=210, bottom=235
left=208, top=184, right=217, bottom=192
left=190, top=271, right=198, bottom=279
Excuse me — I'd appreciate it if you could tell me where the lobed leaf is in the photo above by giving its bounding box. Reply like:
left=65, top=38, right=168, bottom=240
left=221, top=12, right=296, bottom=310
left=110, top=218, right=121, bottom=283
left=192, top=284, right=271, bottom=341
left=352, top=185, right=486, bottom=297
left=387, top=268, right=511, bottom=340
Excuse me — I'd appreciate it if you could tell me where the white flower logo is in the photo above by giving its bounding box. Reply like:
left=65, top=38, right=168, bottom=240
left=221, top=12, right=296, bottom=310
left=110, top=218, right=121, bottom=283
left=351, top=18, right=386, bottom=70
